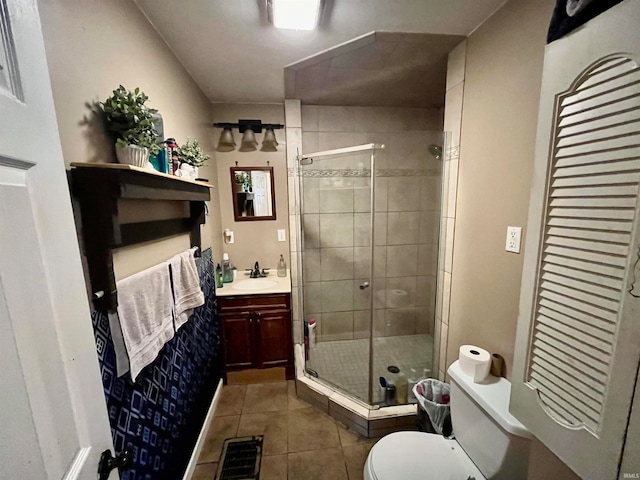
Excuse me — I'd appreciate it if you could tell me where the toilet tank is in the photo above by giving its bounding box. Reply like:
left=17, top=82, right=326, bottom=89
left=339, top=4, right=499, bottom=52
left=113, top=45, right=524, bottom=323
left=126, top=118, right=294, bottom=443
left=447, top=360, right=532, bottom=479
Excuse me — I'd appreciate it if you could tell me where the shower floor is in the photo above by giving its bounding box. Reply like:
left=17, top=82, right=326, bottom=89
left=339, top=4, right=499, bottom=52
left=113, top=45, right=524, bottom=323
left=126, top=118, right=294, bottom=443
left=305, top=334, right=434, bottom=404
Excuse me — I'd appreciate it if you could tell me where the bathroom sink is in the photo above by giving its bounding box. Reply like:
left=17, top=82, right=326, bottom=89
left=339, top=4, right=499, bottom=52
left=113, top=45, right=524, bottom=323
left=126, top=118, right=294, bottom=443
left=232, top=278, right=279, bottom=291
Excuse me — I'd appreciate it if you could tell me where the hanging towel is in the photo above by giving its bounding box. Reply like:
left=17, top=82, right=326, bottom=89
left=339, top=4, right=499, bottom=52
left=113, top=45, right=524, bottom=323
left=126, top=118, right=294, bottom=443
left=169, top=248, right=204, bottom=331
left=115, top=262, right=175, bottom=382
left=108, top=311, right=130, bottom=377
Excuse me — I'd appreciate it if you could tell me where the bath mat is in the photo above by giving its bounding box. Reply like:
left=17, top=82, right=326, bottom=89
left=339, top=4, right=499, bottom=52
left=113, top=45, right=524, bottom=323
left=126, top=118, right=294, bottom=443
left=215, top=436, right=263, bottom=480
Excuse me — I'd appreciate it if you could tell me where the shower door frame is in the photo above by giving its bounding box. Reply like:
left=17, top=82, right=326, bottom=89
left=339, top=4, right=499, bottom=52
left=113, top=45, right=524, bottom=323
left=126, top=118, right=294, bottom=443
left=297, top=143, right=384, bottom=405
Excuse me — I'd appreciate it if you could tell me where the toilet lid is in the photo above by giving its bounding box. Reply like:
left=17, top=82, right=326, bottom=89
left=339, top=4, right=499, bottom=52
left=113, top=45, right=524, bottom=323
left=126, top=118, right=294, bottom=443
left=368, top=432, right=484, bottom=480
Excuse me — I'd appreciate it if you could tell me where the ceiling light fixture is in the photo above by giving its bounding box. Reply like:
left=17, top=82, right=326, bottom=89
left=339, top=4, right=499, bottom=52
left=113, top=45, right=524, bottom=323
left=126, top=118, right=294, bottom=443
left=214, top=120, right=284, bottom=153
left=267, top=0, right=323, bottom=31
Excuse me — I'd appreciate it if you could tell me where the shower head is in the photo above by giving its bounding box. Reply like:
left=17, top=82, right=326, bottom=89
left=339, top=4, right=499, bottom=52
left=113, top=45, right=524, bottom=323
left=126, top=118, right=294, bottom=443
left=428, top=144, right=442, bottom=160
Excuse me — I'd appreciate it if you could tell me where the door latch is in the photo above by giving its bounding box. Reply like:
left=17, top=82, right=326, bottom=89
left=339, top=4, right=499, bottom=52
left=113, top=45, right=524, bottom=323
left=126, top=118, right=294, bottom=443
left=98, top=448, right=132, bottom=480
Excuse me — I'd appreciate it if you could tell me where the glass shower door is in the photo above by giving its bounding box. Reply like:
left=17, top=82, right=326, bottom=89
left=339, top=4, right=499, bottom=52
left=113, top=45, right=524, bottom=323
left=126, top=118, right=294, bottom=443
left=370, top=131, right=445, bottom=404
left=299, top=145, right=376, bottom=404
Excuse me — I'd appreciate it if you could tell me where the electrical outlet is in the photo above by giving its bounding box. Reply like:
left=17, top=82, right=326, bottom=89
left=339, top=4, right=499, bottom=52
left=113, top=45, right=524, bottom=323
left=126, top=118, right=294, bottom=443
left=506, top=226, right=522, bottom=253
left=277, top=229, right=286, bottom=242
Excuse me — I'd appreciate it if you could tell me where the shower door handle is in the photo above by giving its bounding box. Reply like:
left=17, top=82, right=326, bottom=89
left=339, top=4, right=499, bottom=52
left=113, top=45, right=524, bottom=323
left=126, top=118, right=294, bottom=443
left=359, top=282, right=370, bottom=290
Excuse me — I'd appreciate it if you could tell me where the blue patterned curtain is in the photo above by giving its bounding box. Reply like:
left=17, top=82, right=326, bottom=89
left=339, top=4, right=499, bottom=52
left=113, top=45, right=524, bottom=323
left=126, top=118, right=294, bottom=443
left=91, top=248, right=221, bottom=479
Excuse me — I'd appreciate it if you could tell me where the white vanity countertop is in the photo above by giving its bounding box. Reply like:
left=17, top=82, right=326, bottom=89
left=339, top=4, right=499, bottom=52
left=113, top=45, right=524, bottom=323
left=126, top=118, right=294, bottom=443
left=215, top=270, right=292, bottom=297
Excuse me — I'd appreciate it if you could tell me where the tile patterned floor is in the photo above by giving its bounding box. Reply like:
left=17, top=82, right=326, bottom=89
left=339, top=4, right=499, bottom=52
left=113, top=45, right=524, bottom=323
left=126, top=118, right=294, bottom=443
left=306, top=334, right=434, bottom=403
left=194, top=381, right=378, bottom=480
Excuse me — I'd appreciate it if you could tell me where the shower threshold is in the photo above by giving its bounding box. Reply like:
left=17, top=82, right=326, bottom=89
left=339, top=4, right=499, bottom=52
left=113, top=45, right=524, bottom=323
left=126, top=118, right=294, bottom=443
left=293, top=344, right=419, bottom=438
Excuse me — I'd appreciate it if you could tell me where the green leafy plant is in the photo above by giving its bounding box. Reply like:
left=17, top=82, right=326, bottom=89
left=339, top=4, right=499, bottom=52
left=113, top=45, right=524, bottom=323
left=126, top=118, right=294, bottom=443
left=177, top=138, right=210, bottom=167
left=234, top=171, right=251, bottom=185
left=98, top=85, right=161, bottom=155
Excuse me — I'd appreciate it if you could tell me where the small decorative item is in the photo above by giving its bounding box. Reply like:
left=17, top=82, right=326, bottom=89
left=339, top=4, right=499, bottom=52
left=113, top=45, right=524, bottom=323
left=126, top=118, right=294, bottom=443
left=97, top=85, right=161, bottom=167
left=177, top=138, right=210, bottom=179
left=234, top=171, right=252, bottom=192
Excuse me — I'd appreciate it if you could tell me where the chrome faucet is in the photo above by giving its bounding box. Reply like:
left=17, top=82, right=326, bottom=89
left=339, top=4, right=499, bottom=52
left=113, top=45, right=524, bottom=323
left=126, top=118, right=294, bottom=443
left=249, top=261, right=269, bottom=278
left=251, top=261, right=261, bottom=278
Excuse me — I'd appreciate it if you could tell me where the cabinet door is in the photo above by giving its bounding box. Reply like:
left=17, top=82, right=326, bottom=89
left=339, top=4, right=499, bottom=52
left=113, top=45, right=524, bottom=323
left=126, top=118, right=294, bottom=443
left=255, top=310, right=292, bottom=368
left=510, top=2, right=640, bottom=479
left=221, top=314, right=254, bottom=369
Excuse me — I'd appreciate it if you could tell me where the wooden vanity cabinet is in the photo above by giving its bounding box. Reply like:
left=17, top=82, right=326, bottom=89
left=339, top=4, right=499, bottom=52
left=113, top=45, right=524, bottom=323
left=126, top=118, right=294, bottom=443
left=218, top=293, right=293, bottom=379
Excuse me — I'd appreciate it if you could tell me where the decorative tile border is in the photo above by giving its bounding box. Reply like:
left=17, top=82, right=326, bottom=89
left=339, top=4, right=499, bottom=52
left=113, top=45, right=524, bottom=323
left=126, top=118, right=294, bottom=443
left=445, top=145, right=460, bottom=161
left=287, top=168, right=441, bottom=177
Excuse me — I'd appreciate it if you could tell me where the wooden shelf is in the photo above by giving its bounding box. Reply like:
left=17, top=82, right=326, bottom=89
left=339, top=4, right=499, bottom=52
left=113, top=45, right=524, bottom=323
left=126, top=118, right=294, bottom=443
left=70, top=163, right=212, bottom=311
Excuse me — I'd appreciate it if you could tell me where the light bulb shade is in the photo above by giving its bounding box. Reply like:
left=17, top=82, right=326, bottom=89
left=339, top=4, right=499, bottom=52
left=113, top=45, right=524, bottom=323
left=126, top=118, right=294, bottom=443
left=239, top=129, right=258, bottom=152
left=216, top=128, right=236, bottom=152
left=260, top=128, right=279, bottom=152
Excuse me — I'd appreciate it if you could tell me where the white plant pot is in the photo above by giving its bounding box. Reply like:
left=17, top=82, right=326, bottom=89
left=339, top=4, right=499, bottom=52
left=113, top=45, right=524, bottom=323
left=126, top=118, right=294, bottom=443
left=178, top=163, right=198, bottom=180
left=115, top=144, right=149, bottom=168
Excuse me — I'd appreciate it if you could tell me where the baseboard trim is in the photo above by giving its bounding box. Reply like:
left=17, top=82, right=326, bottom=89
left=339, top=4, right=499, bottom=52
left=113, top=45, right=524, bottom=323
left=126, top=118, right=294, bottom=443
left=182, top=379, right=223, bottom=480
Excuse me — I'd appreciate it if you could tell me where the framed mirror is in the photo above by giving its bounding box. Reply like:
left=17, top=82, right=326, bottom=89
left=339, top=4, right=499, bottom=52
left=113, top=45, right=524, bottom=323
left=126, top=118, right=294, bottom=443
left=230, top=166, right=276, bottom=221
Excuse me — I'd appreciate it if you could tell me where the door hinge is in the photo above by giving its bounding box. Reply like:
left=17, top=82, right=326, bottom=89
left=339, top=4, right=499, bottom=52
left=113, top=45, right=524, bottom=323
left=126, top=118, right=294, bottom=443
left=98, top=448, right=132, bottom=480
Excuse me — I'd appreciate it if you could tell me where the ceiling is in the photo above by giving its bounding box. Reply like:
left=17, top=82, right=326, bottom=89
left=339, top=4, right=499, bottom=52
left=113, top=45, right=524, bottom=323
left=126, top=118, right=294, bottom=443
left=285, top=31, right=464, bottom=107
left=135, top=0, right=506, bottom=105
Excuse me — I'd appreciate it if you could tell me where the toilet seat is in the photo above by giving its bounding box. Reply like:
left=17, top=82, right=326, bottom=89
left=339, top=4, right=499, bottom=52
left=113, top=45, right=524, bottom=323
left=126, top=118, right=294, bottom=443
left=364, top=432, right=485, bottom=480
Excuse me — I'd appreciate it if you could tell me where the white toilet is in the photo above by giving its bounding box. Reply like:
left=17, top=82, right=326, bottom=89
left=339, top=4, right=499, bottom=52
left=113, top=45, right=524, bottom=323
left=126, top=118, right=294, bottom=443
left=364, top=360, right=532, bottom=480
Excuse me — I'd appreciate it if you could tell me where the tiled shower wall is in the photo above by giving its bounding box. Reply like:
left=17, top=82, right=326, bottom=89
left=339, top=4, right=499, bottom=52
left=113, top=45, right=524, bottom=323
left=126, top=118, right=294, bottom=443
left=286, top=104, right=444, bottom=343
left=435, top=40, right=466, bottom=381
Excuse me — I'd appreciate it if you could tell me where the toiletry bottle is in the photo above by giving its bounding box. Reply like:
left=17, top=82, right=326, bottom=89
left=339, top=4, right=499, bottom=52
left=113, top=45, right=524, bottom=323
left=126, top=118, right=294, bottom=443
left=379, top=377, right=387, bottom=404
left=215, top=263, right=223, bottom=289
left=408, top=368, right=418, bottom=404
left=277, top=254, right=287, bottom=277
left=308, top=319, right=317, bottom=348
left=386, top=366, right=399, bottom=405
left=396, top=369, right=408, bottom=404
left=222, top=253, right=233, bottom=283
left=385, top=384, right=397, bottom=406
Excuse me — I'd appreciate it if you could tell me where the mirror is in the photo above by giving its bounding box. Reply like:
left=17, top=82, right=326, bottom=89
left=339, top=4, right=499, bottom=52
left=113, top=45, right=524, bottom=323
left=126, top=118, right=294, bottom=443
left=230, top=167, right=276, bottom=221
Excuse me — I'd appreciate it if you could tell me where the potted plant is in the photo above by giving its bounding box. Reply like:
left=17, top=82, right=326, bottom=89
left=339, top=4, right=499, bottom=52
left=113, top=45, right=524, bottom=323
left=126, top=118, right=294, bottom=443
left=234, top=171, right=252, bottom=192
left=176, top=138, right=210, bottom=179
left=98, top=85, right=161, bottom=167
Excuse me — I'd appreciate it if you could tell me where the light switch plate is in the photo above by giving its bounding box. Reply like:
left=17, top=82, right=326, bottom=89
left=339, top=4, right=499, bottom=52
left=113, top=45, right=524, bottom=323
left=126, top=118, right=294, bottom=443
left=506, top=226, right=522, bottom=253
left=277, top=229, right=286, bottom=242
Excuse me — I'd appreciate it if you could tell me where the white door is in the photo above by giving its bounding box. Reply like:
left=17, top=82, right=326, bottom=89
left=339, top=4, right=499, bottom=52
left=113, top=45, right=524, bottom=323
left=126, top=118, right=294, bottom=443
left=0, top=0, right=116, bottom=479
left=252, top=170, right=271, bottom=216
left=510, top=1, right=640, bottom=479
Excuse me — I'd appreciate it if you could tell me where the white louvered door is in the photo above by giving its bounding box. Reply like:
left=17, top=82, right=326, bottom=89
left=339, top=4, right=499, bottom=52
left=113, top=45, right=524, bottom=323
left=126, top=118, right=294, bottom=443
left=511, top=1, right=640, bottom=479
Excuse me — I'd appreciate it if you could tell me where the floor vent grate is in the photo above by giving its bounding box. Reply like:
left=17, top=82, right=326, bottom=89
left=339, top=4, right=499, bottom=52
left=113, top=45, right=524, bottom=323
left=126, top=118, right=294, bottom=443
left=215, top=436, right=263, bottom=480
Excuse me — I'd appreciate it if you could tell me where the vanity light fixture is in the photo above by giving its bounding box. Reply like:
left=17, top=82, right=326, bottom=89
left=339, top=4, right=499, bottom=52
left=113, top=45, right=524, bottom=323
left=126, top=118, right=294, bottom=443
left=240, top=128, right=259, bottom=152
left=213, top=120, right=284, bottom=153
left=216, top=127, right=237, bottom=152
left=267, top=0, right=323, bottom=31
left=261, top=128, right=279, bottom=152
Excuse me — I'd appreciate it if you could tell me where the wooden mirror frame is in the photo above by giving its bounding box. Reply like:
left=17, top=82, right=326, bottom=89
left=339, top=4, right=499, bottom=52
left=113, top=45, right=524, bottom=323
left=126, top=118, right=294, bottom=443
left=230, top=166, right=277, bottom=221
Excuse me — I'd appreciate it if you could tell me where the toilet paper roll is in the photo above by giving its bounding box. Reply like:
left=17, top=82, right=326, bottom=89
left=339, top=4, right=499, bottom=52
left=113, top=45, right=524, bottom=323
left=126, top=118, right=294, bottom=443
left=490, top=353, right=504, bottom=377
left=459, top=345, right=492, bottom=383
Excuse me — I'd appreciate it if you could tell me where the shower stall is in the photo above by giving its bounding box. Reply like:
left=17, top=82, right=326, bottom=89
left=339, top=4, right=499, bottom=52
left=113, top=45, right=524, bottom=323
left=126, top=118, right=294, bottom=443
left=295, top=133, right=444, bottom=406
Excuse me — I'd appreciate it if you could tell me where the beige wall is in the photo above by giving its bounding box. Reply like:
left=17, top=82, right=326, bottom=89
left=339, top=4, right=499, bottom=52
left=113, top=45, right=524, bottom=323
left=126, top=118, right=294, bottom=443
left=38, top=0, right=223, bottom=277
left=446, top=0, right=553, bottom=377
left=212, top=103, right=290, bottom=271
left=445, top=0, right=581, bottom=478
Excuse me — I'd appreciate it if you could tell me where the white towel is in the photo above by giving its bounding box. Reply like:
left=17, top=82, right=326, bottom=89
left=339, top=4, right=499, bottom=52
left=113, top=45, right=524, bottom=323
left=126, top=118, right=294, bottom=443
left=108, top=311, right=130, bottom=377
left=114, top=262, right=175, bottom=382
left=169, top=249, right=204, bottom=331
